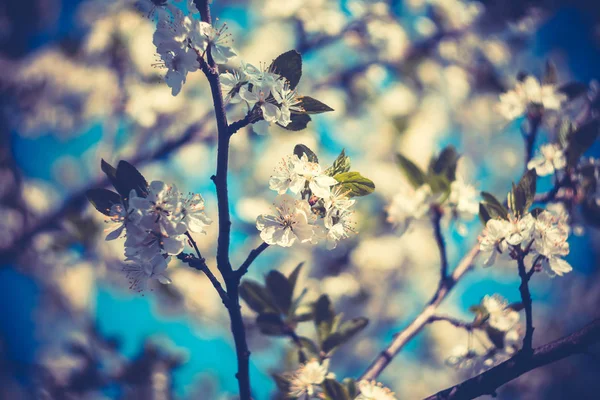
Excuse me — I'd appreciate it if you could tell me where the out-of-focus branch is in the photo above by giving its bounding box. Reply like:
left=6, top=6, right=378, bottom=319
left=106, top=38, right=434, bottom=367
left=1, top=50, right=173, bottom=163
left=429, top=315, right=474, bottom=330
left=423, top=318, right=600, bottom=400
left=359, top=245, right=480, bottom=381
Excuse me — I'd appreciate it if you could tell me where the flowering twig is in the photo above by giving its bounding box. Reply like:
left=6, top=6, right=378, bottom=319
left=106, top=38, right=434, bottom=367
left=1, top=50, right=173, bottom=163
left=423, top=318, right=600, bottom=400
left=235, top=242, right=270, bottom=281
left=432, top=206, right=449, bottom=281
left=228, top=111, right=257, bottom=136
left=359, top=245, right=480, bottom=381
left=516, top=248, right=535, bottom=353
left=429, top=315, right=474, bottom=331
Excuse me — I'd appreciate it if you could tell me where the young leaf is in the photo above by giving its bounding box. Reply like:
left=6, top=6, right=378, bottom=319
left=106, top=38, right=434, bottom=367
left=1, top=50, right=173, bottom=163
left=116, top=161, right=148, bottom=198
left=480, top=192, right=509, bottom=220
left=566, top=118, right=599, bottom=167
left=479, top=203, right=492, bottom=225
left=427, top=174, right=450, bottom=196
left=297, top=336, right=319, bottom=356
left=266, top=270, right=293, bottom=313
left=100, top=159, right=120, bottom=190
left=333, top=172, right=375, bottom=197
left=239, top=280, right=277, bottom=314
left=279, top=113, right=312, bottom=131
left=430, top=145, right=460, bottom=181
left=314, top=295, right=335, bottom=343
left=298, top=96, right=334, bottom=114
left=508, top=170, right=537, bottom=217
left=324, top=149, right=351, bottom=176
left=256, top=313, right=287, bottom=336
left=558, top=81, right=588, bottom=100
left=321, top=317, right=368, bottom=353
left=294, top=144, right=319, bottom=163
left=287, top=262, right=304, bottom=296
left=270, top=50, right=302, bottom=89
left=396, top=153, right=427, bottom=188
left=323, top=379, right=350, bottom=400
left=85, top=188, right=121, bottom=216
left=343, top=378, right=358, bottom=399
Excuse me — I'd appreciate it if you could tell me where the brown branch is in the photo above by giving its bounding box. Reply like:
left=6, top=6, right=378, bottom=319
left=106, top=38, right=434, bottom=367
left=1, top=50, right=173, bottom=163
left=432, top=206, right=449, bottom=281
left=235, top=242, right=270, bottom=282
left=516, top=249, right=535, bottom=353
left=359, top=244, right=480, bottom=381
left=423, top=318, right=600, bottom=400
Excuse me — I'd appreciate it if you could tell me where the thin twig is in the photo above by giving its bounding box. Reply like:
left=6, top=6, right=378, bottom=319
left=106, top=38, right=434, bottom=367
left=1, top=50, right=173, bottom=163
left=177, top=243, right=229, bottom=305
left=423, top=318, right=600, bottom=400
left=359, top=244, right=480, bottom=381
left=235, top=242, right=270, bottom=281
left=429, top=315, right=474, bottom=330
left=432, top=206, right=449, bottom=281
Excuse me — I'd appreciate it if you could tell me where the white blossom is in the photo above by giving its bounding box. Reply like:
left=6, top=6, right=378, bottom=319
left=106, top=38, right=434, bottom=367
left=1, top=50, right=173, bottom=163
left=256, top=194, right=317, bottom=247
left=532, top=210, right=572, bottom=276
left=498, top=76, right=566, bottom=120
left=193, top=21, right=237, bottom=64
left=356, top=380, right=397, bottom=400
left=272, top=82, right=304, bottom=126
left=478, top=219, right=510, bottom=266
left=123, top=250, right=172, bottom=292
left=481, top=294, right=520, bottom=332
left=387, top=184, right=438, bottom=234
left=179, top=193, right=212, bottom=234
left=220, top=70, right=245, bottom=103
left=104, top=203, right=128, bottom=241
left=292, top=154, right=338, bottom=198
left=239, top=84, right=282, bottom=123
left=288, top=360, right=328, bottom=400
left=447, top=178, right=480, bottom=220
left=504, top=213, right=535, bottom=247
left=527, top=143, right=566, bottom=176
left=324, top=206, right=355, bottom=250
left=129, top=181, right=186, bottom=238
left=154, top=40, right=199, bottom=96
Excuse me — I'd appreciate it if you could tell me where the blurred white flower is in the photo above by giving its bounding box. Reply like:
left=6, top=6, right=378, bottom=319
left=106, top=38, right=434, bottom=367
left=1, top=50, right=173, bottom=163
left=505, top=213, right=535, bottom=247
left=532, top=210, right=572, bottom=276
left=387, top=184, right=437, bottom=234
left=497, top=76, right=566, bottom=120
left=527, top=143, right=566, bottom=176
left=256, top=194, right=317, bottom=247
left=356, top=380, right=397, bottom=400
left=481, top=295, right=519, bottom=332
left=447, top=178, right=480, bottom=221
left=478, top=219, right=510, bottom=266
left=288, top=360, right=328, bottom=399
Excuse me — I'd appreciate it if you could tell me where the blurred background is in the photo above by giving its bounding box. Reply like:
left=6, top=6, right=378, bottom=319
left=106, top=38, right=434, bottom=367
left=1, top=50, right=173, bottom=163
left=1, top=0, right=600, bottom=399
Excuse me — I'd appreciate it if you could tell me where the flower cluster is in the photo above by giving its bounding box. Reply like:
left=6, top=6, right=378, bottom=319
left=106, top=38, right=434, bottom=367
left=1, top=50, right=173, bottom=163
left=87, top=161, right=211, bottom=292
left=497, top=75, right=566, bottom=121
left=527, top=143, right=566, bottom=176
left=479, top=209, right=572, bottom=276
left=221, top=62, right=304, bottom=130
left=356, top=380, right=397, bottom=400
left=287, top=360, right=330, bottom=400
left=256, top=147, right=374, bottom=249
left=149, top=0, right=236, bottom=95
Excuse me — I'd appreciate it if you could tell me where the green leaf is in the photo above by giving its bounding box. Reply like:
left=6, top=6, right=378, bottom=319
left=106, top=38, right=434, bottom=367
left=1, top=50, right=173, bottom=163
left=239, top=280, right=277, bottom=314
left=270, top=50, right=302, bottom=89
left=566, top=118, right=599, bottom=167
left=427, top=174, right=450, bottom=196
left=430, top=146, right=460, bottom=181
left=100, top=159, right=120, bottom=192
left=479, top=203, right=492, bottom=225
left=323, top=379, right=350, bottom=400
left=279, top=113, right=312, bottom=131
left=297, top=336, right=319, bottom=356
left=256, top=313, right=287, bottom=336
left=266, top=270, right=293, bottom=313
left=558, top=81, right=588, bottom=100
left=298, top=96, right=334, bottom=114
left=324, top=149, right=351, bottom=176
left=116, top=161, right=148, bottom=198
left=85, top=188, right=121, bottom=216
left=396, top=153, right=427, bottom=188
left=287, top=262, right=304, bottom=296
left=314, top=295, right=335, bottom=343
left=333, top=172, right=375, bottom=197
left=542, top=60, right=558, bottom=85
left=480, top=192, right=509, bottom=220
left=508, top=169, right=537, bottom=217
left=294, top=144, right=319, bottom=163
left=343, top=378, right=358, bottom=399
left=322, top=317, right=368, bottom=353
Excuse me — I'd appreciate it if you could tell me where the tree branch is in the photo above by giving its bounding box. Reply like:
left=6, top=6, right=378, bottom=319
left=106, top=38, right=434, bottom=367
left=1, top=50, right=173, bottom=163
left=429, top=315, right=474, bottom=331
left=235, top=242, right=270, bottom=281
left=359, top=245, right=480, bottom=381
left=194, top=1, right=251, bottom=398
left=516, top=250, right=535, bottom=353
left=423, top=318, right=600, bottom=400
left=177, top=252, right=229, bottom=305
